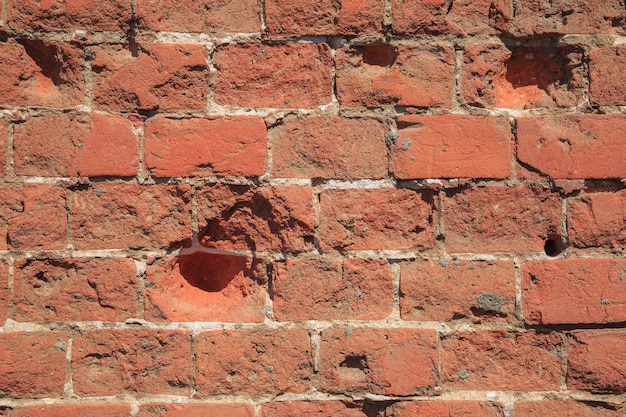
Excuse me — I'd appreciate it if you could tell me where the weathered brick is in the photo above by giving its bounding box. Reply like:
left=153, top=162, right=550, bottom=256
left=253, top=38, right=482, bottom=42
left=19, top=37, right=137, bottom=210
left=568, top=190, right=626, bottom=249
left=14, top=257, right=137, bottom=322
left=92, top=44, right=207, bottom=111
left=444, top=186, right=562, bottom=253
left=441, top=330, right=562, bottom=391
left=72, top=330, right=192, bottom=396
left=263, top=401, right=368, bottom=417
left=517, top=115, right=626, bottom=179
left=0, top=39, right=84, bottom=108
left=336, top=45, right=454, bottom=107
left=11, top=405, right=131, bottom=417
left=270, top=116, right=389, bottom=179
left=319, top=188, right=436, bottom=251
left=400, top=259, right=515, bottom=322
left=387, top=401, right=505, bottom=417
left=391, top=115, right=512, bottom=179
left=513, top=401, right=622, bottom=417
left=145, top=253, right=267, bottom=322
left=0, top=332, right=67, bottom=398
left=145, top=116, right=267, bottom=178
left=273, top=258, right=393, bottom=321
left=0, top=118, right=7, bottom=177
left=3, top=184, right=67, bottom=251
left=512, top=0, right=626, bottom=36
left=137, top=0, right=260, bottom=33
left=0, top=262, right=7, bottom=326
left=196, top=184, right=315, bottom=253
left=214, top=43, right=332, bottom=108
left=320, top=328, right=437, bottom=395
left=392, top=0, right=510, bottom=35
left=137, top=404, right=254, bottom=417
left=6, top=0, right=131, bottom=31
left=14, top=112, right=138, bottom=177
left=523, top=259, right=626, bottom=325
left=462, top=44, right=584, bottom=109
left=568, top=330, right=626, bottom=393
left=195, top=329, right=313, bottom=395
left=590, top=46, right=626, bottom=106
left=71, top=184, right=191, bottom=250
left=265, top=0, right=383, bottom=35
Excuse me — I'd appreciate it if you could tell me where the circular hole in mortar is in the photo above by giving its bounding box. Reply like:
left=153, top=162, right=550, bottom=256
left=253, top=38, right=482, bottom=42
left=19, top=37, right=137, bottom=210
left=544, top=234, right=565, bottom=257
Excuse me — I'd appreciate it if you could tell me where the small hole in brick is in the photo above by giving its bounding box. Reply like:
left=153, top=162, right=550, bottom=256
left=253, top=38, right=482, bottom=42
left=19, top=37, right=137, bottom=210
left=362, top=45, right=397, bottom=67
left=544, top=234, right=564, bottom=257
left=340, top=355, right=368, bottom=371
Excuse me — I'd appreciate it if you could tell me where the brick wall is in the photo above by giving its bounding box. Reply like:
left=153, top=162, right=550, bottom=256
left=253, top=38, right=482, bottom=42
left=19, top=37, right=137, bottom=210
left=0, top=0, right=625, bottom=416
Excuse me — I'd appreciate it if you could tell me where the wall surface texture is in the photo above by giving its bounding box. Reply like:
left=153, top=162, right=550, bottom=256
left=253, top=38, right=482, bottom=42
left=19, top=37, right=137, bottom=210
left=1, top=0, right=626, bottom=416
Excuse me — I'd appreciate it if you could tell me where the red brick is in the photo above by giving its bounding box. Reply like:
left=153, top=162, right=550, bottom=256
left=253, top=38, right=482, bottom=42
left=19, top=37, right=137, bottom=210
left=270, top=116, right=389, bottom=179
left=197, top=184, right=315, bottom=253
left=145, top=116, right=267, bottom=177
left=145, top=253, right=267, bottom=322
left=11, top=405, right=131, bottom=417
left=523, top=259, right=626, bottom=325
left=4, top=184, right=67, bottom=250
left=568, top=190, right=626, bottom=249
left=387, top=401, right=504, bottom=417
left=137, top=0, right=260, bottom=33
left=0, top=118, right=7, bottom=177
left=265, top=0, right=383, bottom=35
left=6, top=0, right=131, bottom=31
left=14, top=112, right=138, bottom=177
left=72, top=330, right=192, bottom=396
left=195, top=329, right=313, bottom=395
left=462, top=44, right=584, bottom=109
left=517, top=115, right=626, bottom=179
left=273, top=258, right=393, bottom=321
left=514, top=401, right=622, bottom=417
left=512, top=0, right=626, bottom=36
left=0, top=332, right=67, bottom=398
left=214, top=43, right=332, bottom=109
left=568, top=330, right=626, bottom=393
left=263, top=401, right=368, bottom=417
left=137, top=404, right=254, bottom=417
left=0, top=262, right=7, bottom=326
left=400, top=259, right=515, bottom=322
left=14, top=257, right=137, bottom=322
left=92, top=44, right=207, bottom=111
left=392, top=0, right=510, bottom=35
left=590, top=46, right=626, bottom=106
left=440, top=330, right=562, bottom=391
left=0, top=39, right=84, bottom=108
left=319, top=188, right=436, bottom=251
left=444, top=186, right=562, bottom=253
left=336, top=45, right=454, bottom=107
left=320, top=328, right=437, bottom=395
left=391, top=115, right=512, bottom=179
left=71, top=184, right=191, bottom=250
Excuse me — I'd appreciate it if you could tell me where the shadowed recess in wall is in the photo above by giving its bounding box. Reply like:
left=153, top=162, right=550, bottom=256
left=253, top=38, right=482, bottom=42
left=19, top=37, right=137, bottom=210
left=176, top=251, right=260, bottom=292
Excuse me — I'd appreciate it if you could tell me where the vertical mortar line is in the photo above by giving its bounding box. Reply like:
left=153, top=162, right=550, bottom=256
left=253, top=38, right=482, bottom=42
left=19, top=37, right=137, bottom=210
left=83, top=46, right=95, bottom=110
left=190, top=330, right=198, bottom=398
left=312, top=181, right=323, bottom=255
left=509, top=117, right=518, bottom=181
left=190, top=183, right=199, bottom=242
left=6, top=254, right=15, bottom=321
left=64, top=331, right=74, bottom=397
left=259, top=0, right=267, bottom=33
left=1, top=0, right=6, bottom=29
left=559, top=331, right=568, bottom=391
left=134, top=259, right=146, bottom=319
left=205, top=43, right=217, bottom=115
left=389, top=261, right=401, bottom=320
left=136, top=112, right=147, bottom=183
left=513, top=258, right=523, bottom=323
left=452, top=44, right=465, bottom=112
left=264, top=119, right=274, bottom=182
left=561, top=193, right=569, bottom=251
left=310, top=329, right=321, bottom=373
left=435, top=326, right=443, bottom=391
left=437, top=189, right=446, bottom=254
left=580, top=45, right=591, bottom=109
left=382, top=0, right=393, bottom=31
left=66, top=187, right=74, bottom=251
left=5, top=119, right=15, bottom=180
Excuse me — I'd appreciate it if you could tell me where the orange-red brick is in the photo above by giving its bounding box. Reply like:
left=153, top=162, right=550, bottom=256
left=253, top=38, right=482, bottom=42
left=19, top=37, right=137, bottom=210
left=319, top=188, right=436, bottom=251
left=0, top=262, right=7, bottom=326
left=0, top=118, right=6, bottom=178
left=72, top=330, right=192, bottom=396
left=137, top=404, right=254, bottom=417
left=336, top=45, right=454, bottom=107
left=214, top=43, right=332, bottom=109
left=568, top=190, right=626, bottom=249
left=590, top=46, right=626, bottom=106
left=441, top=330, right=562, bottom=391
left=273, top=258, right=393, bottom=321
left=387, top=401, right=505, bottom=417
left=568, top=330, right=626, bottom=393
left=320, top=328, right=437, bottom=395
left=195, top=329, right=313, bottom=395
left=522, top=259, right=626, bottom=325
left=400, top=259, right=516, bottom=322
left=514, top=401, right=622, bottom=417
left=0, top=332, right=67, bottom=398
left=391, top=114, right=512, bottom=179
left=14, top=113, right=138, bottom=177
left=145, top=116, right=267, bottom=177
left=517, top=115, right=626, bottom=179
left=14, top=257, right=137, bottom=322
left=270, top=116, right=389, bottom=179
left=263, top=401, right=368, bottom=417
left=11, top=405, right=131, bottom=417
